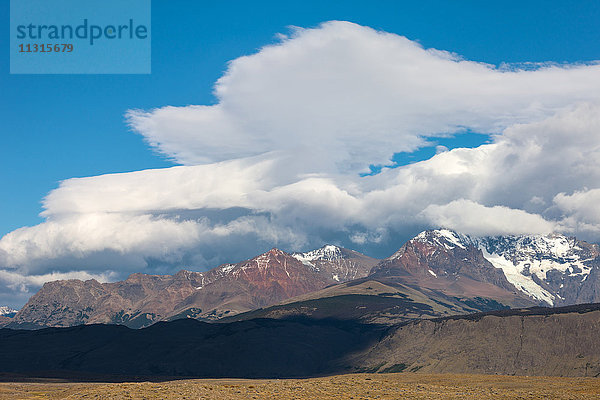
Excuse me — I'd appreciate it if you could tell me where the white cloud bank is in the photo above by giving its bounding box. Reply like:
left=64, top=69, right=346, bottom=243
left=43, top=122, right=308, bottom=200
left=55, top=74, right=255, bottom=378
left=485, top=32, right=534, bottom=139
left=2, top=21, right=600, bottom=305
left=128, top=21, right=600, bottom=169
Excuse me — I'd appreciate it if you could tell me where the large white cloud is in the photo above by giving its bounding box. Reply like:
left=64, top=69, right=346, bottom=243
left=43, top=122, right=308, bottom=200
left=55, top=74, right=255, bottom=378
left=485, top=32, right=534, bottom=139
left=128, top=21, right=600, bottom=170
left=419, top=200, right=557, bottom=237
left=554, top=188, right=600, bottom=235
left=2, top=21, right=600, bottom=305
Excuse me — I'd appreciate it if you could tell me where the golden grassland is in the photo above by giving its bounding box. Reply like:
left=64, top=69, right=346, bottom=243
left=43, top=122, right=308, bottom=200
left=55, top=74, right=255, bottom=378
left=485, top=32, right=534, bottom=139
left=1, top=373, right=600, bottom=400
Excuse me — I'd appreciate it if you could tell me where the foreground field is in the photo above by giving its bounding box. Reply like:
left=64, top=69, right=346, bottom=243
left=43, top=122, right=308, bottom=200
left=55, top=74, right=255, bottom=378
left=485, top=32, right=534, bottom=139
left=2, top=373, right=600, bottom=400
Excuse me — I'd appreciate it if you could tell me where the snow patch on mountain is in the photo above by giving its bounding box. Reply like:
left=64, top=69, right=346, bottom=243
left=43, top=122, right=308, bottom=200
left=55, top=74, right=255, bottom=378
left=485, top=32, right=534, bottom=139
left=0, top=306, right=17, bottom=317
left=436, top=229, right=467, bottom=249
left=292, top=245, right=343, bottom=266
left=405, top=229, right=599, bottom=306
left=479, top=247, right=555, bottom=305
left=475, top=233, right=598, bottom=305
left=220, top=264, right=236, bottom=274
left=412, top=229, right=471, bottom=251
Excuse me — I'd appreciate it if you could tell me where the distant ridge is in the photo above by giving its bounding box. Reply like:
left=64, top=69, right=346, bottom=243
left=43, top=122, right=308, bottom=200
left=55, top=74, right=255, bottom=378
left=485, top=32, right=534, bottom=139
left=9, top=246, right=376, bottom=329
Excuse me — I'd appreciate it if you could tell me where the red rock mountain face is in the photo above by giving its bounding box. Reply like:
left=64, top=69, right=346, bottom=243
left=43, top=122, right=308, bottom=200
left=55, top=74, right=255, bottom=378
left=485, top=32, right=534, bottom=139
left=291, top=245, right=378, bottom=282
left=10, top=247, right=376, bottom=329
left=369, top=230, right=538, bottom=307
left=177, top=248, right=337, bottom=318
left=215, top=248, right=330, bottom=299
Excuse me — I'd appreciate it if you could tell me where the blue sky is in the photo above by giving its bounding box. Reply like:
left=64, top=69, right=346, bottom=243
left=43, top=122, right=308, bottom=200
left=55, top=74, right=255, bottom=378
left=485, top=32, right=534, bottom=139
left=2, top=0, right=600, bottom=236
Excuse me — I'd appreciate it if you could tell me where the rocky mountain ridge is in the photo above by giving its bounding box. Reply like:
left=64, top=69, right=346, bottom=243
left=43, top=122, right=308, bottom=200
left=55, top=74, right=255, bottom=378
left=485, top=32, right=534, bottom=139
left=9, top=229, right=600, bottom=329
left=475, top=233, right=600, bottom=305
left=9, top=245, right=375, bottom=329
left=291, top=245, right=377, bottom=282
left=389, top=229, right=600, bottom=306
left=370, top=229, right=536, bottom=308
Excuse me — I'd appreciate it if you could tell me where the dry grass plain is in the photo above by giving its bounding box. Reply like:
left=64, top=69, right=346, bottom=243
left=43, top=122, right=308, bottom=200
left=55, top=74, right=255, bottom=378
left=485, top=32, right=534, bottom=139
left=1, top=373, right=600, bottom=400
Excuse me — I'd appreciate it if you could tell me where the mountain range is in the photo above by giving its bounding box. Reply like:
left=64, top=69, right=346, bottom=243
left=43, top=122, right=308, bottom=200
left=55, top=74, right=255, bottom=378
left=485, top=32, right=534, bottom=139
left=6, top=229, right=600, bottom=329
left=7, top=246, right=377, bottom=328
left=372, top=229, right=600, bottom=306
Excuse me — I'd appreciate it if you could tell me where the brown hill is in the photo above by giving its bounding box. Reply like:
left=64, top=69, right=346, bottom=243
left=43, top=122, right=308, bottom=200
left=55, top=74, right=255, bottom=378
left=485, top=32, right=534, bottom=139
left=224, top=278, right=521, bottom=325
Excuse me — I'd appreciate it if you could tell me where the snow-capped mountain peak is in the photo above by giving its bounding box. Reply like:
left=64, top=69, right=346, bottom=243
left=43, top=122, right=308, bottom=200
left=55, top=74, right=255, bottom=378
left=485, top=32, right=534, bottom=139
left=474, top=233, right=599, bottom=306
left=414, top=229, right=472, bottom=249
left=389, top=229, right=472, bottom=260
left=0, top=306, right=17, bottom=317
left=380, top=229, right=600, bottom=307
left=292, top=245, right=344, bottom=264
left=476, top=233, right=580, bottom=261
left=292, top=245, right=377, bottom=282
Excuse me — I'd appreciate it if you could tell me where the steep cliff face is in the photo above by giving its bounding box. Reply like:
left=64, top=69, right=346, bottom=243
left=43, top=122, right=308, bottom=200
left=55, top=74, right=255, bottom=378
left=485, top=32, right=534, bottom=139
left=347, top=305, right=600, bottom=377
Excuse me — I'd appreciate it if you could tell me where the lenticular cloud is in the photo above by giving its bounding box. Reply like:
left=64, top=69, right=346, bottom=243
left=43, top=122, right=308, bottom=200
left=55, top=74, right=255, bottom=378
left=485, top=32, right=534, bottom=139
left=2, top=21, right=600, bottom=302
left=128, top=21, right=600, bottom=168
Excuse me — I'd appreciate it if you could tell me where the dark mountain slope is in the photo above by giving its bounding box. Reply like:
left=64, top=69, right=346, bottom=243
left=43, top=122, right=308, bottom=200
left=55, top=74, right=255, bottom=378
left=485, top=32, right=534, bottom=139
left=0, top=318, right=383, bottom=379
left=345, top=303, right=600, bottom=377
left=2, top=303, right=600, bottom=379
